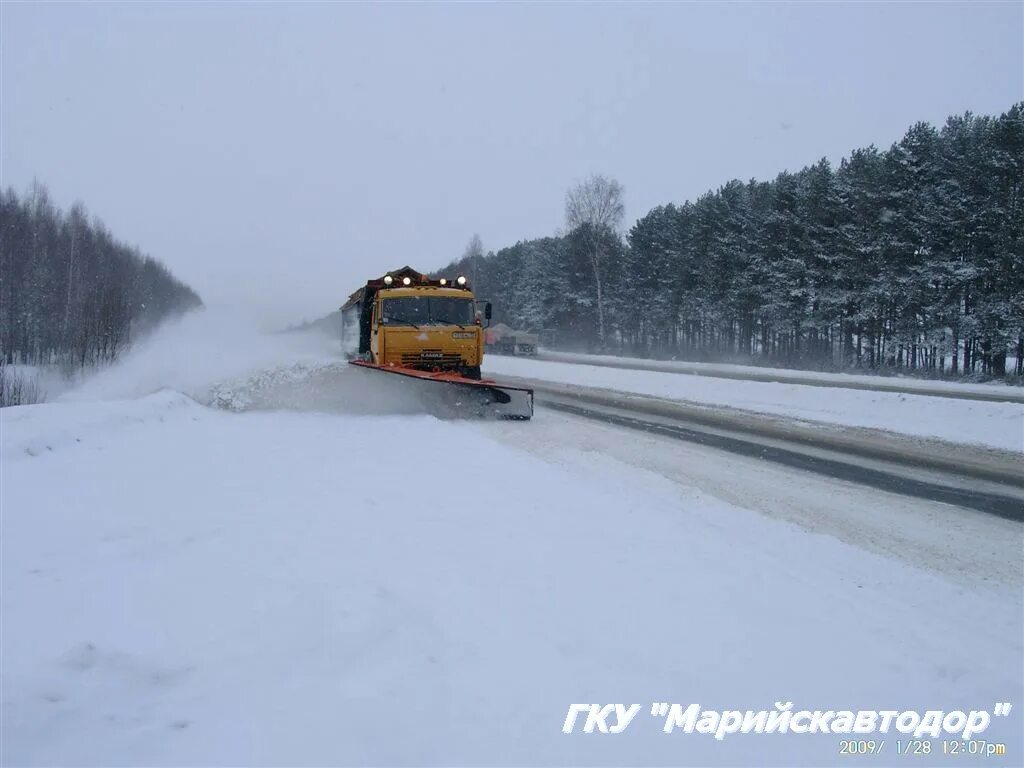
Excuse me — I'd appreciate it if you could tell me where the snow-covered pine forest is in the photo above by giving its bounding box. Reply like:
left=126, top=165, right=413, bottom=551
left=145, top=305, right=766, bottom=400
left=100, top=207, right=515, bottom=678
left=442, top=105, right=1024, bottom=378
left=0, top=184, right=202, bottom=375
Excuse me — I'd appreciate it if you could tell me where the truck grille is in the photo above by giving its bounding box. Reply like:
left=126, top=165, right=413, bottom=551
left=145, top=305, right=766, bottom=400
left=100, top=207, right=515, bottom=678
left=400, top=350, right=463, bottom=367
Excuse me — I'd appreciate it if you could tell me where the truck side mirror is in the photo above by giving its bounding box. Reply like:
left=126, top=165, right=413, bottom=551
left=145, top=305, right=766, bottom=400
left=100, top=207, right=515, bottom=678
left=485, top=302, right=493, bottom=320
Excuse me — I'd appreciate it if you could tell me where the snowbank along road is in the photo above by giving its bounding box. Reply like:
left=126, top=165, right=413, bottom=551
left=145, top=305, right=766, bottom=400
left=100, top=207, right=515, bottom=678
left=533, top=349, right=1024, bottom=404
left=2, top=314, right=1021, bottom=766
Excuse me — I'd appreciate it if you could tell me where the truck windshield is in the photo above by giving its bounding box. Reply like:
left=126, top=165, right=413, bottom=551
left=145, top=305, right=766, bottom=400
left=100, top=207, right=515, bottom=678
left=382, top=297, right=474, bottom=326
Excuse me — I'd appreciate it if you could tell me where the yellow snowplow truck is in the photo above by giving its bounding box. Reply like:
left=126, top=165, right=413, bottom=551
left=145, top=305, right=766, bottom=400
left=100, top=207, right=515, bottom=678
left=340, top=266, right=533, bottom=419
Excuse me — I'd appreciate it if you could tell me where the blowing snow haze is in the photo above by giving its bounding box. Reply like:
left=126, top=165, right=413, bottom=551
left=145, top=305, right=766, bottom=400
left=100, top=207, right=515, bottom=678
left=1, top=2, right=1021, bottom=326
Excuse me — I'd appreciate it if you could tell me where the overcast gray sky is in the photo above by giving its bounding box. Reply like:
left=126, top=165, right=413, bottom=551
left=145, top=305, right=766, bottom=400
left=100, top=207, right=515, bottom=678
left=2, top=1, right=1021, bottom=325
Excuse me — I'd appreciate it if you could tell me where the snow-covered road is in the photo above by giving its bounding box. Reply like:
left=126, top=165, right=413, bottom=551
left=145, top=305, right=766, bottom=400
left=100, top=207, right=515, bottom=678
left=483, top=408, right=1022, bottom=587
left=3, top=315, right=1021, bottom=765
left=484, top=355, right=1024, bottom=453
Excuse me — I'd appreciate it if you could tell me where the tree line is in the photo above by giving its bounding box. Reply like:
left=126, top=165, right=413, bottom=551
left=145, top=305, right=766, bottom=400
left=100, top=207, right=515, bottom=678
left=440, top=104, right=1023, bottom=378
left=0, top=183, right=202, bottom=371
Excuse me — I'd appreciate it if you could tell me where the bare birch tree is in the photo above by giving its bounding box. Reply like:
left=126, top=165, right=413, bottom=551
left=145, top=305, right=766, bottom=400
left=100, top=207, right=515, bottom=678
left=565, top=175, right=624, bottom=347
left=463, top=233, right=484, bottom=286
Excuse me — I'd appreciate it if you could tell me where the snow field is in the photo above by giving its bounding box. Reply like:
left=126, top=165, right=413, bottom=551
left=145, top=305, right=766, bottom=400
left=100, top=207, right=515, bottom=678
left=3, top=391, right=1021, bottom=765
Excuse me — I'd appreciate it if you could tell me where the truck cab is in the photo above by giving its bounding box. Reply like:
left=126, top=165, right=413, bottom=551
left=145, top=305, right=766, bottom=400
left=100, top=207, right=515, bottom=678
left=341, top=267, right=491, bottom=379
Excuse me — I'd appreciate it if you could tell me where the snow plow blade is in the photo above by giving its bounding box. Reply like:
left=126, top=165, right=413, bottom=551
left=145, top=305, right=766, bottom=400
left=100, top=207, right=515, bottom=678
left=349, top=360, right=534, bottom=420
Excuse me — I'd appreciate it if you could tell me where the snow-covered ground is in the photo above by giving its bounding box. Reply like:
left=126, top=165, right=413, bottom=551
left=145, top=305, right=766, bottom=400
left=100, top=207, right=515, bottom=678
left=484, top=356, right=1024, bottom=453
left=3, top=314, right=1022, bottom=766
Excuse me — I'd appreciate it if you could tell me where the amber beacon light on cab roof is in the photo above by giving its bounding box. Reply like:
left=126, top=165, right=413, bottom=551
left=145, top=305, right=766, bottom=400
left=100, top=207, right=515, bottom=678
left=340, top=267, right=534, bottom=420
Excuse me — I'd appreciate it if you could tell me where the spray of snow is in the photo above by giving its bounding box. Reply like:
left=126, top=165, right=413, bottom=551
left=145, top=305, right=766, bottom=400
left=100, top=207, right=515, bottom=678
left=61, top=307, right=341, bottom=404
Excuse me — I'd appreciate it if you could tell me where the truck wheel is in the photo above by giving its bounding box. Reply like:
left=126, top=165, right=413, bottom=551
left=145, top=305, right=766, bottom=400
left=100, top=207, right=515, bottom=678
left=463, top=366, right=482, bottom=380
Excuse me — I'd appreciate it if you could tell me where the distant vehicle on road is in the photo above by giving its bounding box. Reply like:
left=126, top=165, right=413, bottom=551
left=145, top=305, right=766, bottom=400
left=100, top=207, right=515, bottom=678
left=485, top=323, right=538, bottom=356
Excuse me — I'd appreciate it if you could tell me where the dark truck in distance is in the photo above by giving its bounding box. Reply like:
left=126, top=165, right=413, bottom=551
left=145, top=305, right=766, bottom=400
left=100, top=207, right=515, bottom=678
left=484, top=323, right=539, bottom=356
